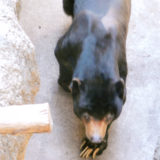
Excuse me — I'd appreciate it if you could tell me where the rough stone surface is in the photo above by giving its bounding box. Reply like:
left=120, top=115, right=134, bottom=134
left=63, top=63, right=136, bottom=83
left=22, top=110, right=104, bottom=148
left=0, top=0, right=39, bottom=159
left=19, top=0, right=160, bottom=160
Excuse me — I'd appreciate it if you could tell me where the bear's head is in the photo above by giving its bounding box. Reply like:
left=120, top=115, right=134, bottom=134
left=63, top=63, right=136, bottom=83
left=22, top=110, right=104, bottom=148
left=71, top=76, right=125, bottom=143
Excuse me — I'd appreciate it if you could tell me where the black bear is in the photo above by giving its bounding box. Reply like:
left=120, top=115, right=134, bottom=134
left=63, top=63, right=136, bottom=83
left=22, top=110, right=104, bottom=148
left=55, top=0, right=131, bottom=158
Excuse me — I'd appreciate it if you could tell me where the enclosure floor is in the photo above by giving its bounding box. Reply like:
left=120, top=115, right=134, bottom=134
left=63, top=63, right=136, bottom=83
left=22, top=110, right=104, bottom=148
left=19, top=0, right=160, bottom=160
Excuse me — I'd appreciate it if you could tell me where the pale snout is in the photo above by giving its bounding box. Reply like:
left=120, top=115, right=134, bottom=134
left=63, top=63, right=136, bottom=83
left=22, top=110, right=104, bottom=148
left=83, top=118, right=108, bottom=144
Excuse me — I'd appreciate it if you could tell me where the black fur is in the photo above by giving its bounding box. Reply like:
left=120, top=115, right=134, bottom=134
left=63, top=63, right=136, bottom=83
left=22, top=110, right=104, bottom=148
left=55, top=0, right=131, bottom=156
left=63, top=0, right=74, bottom=16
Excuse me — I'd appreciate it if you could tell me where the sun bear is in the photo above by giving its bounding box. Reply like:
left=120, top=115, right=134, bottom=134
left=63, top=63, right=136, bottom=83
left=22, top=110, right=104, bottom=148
left=55, top=0, right=131, bottom=158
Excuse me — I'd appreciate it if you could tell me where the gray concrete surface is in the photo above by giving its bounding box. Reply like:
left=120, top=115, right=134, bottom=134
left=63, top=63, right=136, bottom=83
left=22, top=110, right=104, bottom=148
left=19, top=0, right=160, bottom=160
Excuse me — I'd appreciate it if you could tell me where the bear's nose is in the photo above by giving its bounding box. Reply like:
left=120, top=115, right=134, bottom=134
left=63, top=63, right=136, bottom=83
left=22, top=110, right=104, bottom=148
left=90, top=134, right=103, bottom=143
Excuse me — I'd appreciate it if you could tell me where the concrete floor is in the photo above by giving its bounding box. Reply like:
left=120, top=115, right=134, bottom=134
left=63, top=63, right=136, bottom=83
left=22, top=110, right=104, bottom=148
left=19, top=0, right=160, bottom=160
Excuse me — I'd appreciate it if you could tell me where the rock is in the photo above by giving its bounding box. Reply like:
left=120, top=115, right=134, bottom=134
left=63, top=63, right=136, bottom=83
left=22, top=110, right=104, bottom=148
left=0, top=0, right=40, bottom=159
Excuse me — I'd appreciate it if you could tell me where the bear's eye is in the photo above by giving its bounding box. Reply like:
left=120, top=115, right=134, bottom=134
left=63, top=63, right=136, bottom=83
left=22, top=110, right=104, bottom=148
left=106, top=113, right=114, bottom=123
left=82, top=113, right=90, bottom=122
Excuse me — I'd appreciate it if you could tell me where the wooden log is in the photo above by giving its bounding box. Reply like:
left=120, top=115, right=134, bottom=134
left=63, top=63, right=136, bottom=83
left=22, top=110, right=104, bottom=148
left=0, top=103, right=53, bottom=134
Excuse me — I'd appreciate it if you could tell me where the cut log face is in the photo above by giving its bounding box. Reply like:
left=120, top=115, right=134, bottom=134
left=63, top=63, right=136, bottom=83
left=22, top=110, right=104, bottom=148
left=0, top=103, right=53, bottom=135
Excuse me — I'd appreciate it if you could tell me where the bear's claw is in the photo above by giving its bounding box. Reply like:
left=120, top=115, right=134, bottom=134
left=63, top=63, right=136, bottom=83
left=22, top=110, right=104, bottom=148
left=92, top=148, right=100, bottom=159
left=80, top=140, right=87, bottom=150
left=83, top=148, right=94, bottom=159
left=80, top=138, right=106, bottom=159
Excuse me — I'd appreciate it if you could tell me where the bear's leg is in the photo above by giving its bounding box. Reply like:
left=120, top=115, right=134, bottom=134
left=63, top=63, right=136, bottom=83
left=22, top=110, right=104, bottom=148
left=80, top=133, right=108, bottom=159
left=58, top=63, right=72, bottom=92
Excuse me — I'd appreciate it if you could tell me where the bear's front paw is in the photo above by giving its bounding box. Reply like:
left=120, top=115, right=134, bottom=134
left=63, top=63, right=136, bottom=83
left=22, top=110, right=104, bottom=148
left=80, top=138, right=107, bottom=159
left=58, top=78, right=71, bottom=92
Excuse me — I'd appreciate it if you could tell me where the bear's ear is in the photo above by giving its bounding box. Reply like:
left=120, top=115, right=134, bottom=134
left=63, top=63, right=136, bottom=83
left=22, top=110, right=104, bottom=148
left=71, top=78, right=81, bottom=96
left=115, top=78, right=124, bottom=99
